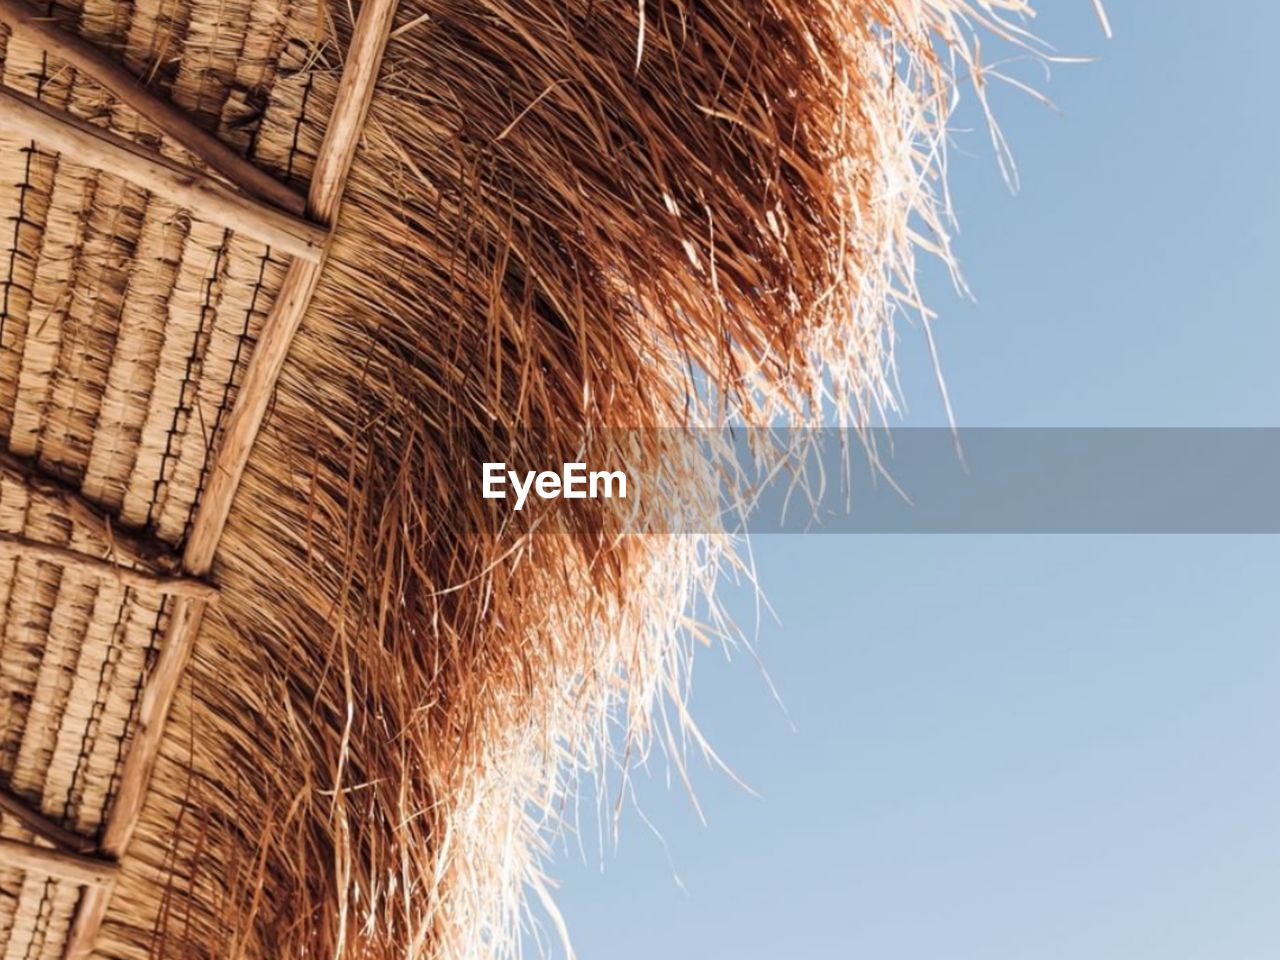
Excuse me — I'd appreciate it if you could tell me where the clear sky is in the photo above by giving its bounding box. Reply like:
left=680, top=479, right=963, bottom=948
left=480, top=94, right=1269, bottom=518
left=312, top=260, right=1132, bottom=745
left=540, top=3, right=1280, bottom=959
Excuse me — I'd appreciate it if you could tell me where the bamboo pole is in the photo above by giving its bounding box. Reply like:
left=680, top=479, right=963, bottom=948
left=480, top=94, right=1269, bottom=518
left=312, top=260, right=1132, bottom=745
left=0, top=0, right=306, bottom=214
left=0, top=838, right=117, bottom=886
left=0, top=86, right=327, bottom=262
left=0, top=532, right=218, bottom=600
left=0, top=784, right=95, bottom=854
left=63, top=0, right=401, bottom=955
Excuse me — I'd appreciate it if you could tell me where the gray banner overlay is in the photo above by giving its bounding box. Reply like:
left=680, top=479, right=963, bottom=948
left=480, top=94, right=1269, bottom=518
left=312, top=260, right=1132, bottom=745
left=478, top=429, right=1280, bottom=533
left=724, top=429, right=1280, bottom=533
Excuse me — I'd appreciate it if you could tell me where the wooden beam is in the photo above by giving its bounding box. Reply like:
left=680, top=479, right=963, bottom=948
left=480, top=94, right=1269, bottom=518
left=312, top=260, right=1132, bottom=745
left=0, top=86, right=327, bottom=262
left=0, top=783, right=95, bottom=854
left=0, top=0, right=306, bottom=215
left=305, top=0, right=402, bottom=225
left=63, top=0, right=400, bottom=955
left=0, top=838, right=117, bottom=886
left=0, top=532, right=219, bottom=600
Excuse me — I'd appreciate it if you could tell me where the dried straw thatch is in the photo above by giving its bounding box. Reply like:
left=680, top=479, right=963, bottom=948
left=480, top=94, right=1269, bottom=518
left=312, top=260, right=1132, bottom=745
left=0, top=0, right=1038, bottom=958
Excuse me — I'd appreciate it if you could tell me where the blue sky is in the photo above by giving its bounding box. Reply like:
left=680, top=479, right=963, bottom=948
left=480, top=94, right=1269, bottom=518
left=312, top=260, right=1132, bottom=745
left=541, top=4, right=1280, bottom=959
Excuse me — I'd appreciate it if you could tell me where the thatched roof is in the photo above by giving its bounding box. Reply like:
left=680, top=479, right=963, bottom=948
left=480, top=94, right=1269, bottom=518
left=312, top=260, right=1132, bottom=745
left=0, top=0, right=1032, bottom=957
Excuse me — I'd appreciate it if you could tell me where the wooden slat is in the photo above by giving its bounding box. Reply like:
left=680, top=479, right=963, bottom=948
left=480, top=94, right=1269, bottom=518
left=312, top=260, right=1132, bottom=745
left=0, top=86, right=328, bottom=262
left=0, top=0, right=306, bottom=215
left=0, top=838, right=117, bottom=886
left=0, top=783, right=95, bottom=854
left=0, top=448, right=191, bottom=578
left=0, top=532, right=219, bottom=600
left=62, top=0, right=401, bottom=955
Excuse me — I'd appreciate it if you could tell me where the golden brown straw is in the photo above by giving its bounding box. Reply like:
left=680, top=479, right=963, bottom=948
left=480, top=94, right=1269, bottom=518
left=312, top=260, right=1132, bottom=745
left=0, top=0, right=1045, bottom=958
